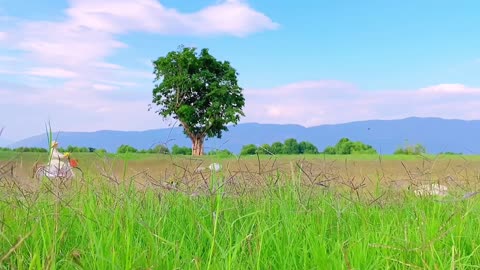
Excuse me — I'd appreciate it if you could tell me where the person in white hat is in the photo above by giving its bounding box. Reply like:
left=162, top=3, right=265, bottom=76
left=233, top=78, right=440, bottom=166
left=47, top=140, right=72, bottom=178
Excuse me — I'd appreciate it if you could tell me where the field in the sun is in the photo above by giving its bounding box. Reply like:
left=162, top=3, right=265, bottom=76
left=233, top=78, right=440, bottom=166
left=2, top=152, right=480, bottom=269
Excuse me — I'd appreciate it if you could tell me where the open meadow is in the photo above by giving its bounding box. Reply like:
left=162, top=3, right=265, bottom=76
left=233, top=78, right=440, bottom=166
left=2, top=152, right=480, bottom=269
left=3, top=0, right=480, bottom=268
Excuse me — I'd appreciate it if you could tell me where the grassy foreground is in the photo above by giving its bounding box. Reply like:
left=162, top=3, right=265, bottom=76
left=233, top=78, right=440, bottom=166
left=3, top=150, right=480, bottom=162
left=1, top=170, right=480, bottom=270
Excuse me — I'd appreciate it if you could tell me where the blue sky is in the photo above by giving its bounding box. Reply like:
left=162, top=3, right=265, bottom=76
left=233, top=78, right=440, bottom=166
left=1, top=0, right=480, bottom=141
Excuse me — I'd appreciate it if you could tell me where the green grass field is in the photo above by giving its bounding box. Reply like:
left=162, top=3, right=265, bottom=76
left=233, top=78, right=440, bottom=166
left=2, top=152, right=480, bottom=269
left=2, top=150, right=480, bottom=164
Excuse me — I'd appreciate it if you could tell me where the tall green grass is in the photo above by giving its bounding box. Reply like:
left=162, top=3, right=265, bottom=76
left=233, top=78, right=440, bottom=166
left=1, top=170, right=480, bottom=269
left=3, top=151, right=480, bottom=164
left=45, top=121, right=54, bottom=165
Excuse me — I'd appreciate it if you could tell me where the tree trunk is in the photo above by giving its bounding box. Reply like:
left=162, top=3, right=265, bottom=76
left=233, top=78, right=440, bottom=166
left=191, top=135, right=205, bottom=156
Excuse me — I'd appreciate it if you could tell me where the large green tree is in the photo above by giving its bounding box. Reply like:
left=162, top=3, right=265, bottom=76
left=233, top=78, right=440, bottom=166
left=150, top=45, right=245, bottom=156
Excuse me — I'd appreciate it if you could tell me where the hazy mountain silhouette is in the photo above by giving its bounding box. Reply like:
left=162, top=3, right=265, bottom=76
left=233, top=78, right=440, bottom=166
left=8, top=117, right=480, bottom=154
left=0, top=138, right=11, bottom=147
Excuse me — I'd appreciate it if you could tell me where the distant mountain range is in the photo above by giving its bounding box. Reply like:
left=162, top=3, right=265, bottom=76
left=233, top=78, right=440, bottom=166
left=7, top=117, right=480, bottom=154
left=0, top=138, right=11, bottom=147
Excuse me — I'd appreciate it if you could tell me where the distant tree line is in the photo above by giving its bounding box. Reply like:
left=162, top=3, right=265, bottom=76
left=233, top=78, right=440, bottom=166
left=207, top=149, right=234, bottom=157
left=60, top=146, right=97, bottom=153
left=116, top=144, right=234, bottom=156
left=240, top=138, right=320, bottom=155
left=0, top=146, right=104, bottom=153
left=439, top=151, right=462, bottom=155
left=393, top=144, right=426, bottom=155
left=322, top=138, right=377, bottom=155
left=0, top=140, right=435, bottom=156
left=0, top=147, right=49, bottom=152
left=239, top=138, right=381, bottom=155
left=0, top=144, right=228, bottom=155
left=116, top=144, right=187, bottom=155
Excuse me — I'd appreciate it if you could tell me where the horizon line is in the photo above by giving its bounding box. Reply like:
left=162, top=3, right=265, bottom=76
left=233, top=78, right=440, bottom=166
left=2, top=115, right=477, bottom=143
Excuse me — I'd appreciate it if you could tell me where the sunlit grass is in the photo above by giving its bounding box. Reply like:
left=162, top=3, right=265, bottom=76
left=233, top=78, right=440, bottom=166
left=1, top=151, right=480, bottom=162
left=1, top=167, right=480, bottom=269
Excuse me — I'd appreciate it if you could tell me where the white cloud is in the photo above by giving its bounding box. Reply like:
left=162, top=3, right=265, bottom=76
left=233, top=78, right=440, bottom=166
left=0, top=0, right=277, bottom=114
left=418, top=84, right=480, bottom=95
left=26, top=67, right=78, bottom=78
left=0, top=83, right=164, bottom=139
left=92, top=84, right=118, bottom=91
left=2, top=0, right=277, bottom=71
left=65, top=0, right=278, bottom=36
left=11, top=21, right=127, bottom=68
left=2, top=79, right=480, bottom=140
left=0, top=1, right=279, bottom=140
left=0, top=69, right=17, bottom=75
left=0, top=55, right=16, bottom=62
left=92, top=62, right=125, bottom=70
left=243, top=81, right=480, bottom=126
left=96, top=79, right=138, bottom=87
left=188, top=0, right=279, bottom=37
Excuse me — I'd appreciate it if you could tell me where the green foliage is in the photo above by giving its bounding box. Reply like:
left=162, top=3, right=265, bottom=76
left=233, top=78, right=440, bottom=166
left=95, top=148, right=108, bottom=154
left=65, top=145, right=90, bottom=152
left=255, top=144, right=273, bottom=155
left=1, top=170, right=480, bottom=269
left=335, top=138, right=352, bottom=154
left=45, top=121, right=53, bottom=161
left=351, top=141, right=377, bottom=154
left=208, top=149, right=234, bottom=157
left=33, top=145, right=98, bottom=153
left=0, top=147, right=12, bottom=152
left=171, top=144, right=192, bottom=155
left=241, top=139, right=319, bottom=155
left=151, top=45, right=245, bottom=155
left=394, top=144, right=426, bottom=155
left=282, top=138, right=300, bottom=154
left=299, top=141, right=319, bottom=154
left=137, top=146, right=170, bottom=154
left=13, top=147, right=48, bottom=152
left=270, top=142, right=284, bottom=155
left=323, top=146, right=336, bottom=155
left=322, top=138, right=377, bottom=155
left=439, top=151, right=462, bottom=155
left=117, top=144, right=138, bottom=154
left=148, top=144, right=170, bottom=154
left=240, top=144, right=257, bottom=155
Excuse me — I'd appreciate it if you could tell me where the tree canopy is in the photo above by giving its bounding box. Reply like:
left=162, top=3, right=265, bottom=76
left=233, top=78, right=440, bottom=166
left=394, top=144, right=426, bottom=155
left=208, top=149, right=234, bottom=157
left=171, top=144, right=192, bottom=155
left=117, top=144, right=138, bottom=154
left=150, top=45, right=245, bottom=155
left=240, top=144, right=258, bottom=155
left=322, top=138, right=377, bottom=154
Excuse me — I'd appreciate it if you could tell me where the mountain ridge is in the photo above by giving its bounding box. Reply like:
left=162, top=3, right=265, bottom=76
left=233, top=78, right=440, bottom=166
left=7, top=117, right=480, bottom=154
